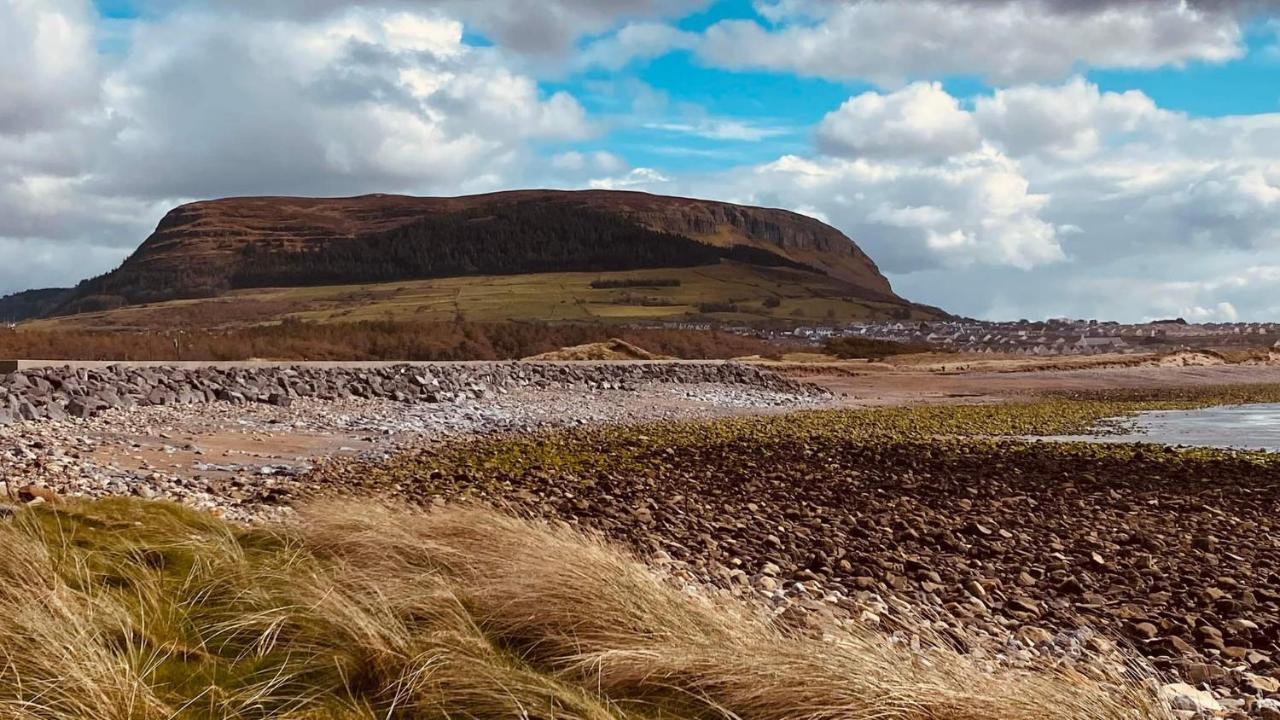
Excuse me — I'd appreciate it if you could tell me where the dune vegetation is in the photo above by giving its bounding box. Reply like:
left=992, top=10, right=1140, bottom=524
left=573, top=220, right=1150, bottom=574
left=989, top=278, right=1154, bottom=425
left=0, top=497, right=1169, bottom=720
left=0, top=320, right=795, bottom=362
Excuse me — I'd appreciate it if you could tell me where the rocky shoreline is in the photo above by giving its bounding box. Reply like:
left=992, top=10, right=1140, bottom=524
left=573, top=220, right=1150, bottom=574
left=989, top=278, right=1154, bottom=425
left=0, top=373, right=825, bottom=521
left=8, top=363, right=1280, bottom=717
left=307, top=410, right=1280, bottom=719
left=0, top=361, right=824, bottom=425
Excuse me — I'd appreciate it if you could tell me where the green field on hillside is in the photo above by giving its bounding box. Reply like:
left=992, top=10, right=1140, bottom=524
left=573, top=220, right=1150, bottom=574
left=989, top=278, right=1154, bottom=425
left=30, top=262, right=936, bottom=330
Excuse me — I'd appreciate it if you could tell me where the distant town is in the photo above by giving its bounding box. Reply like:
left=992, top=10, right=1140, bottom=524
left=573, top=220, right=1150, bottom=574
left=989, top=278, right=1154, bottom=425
left=812, top=318, right=1280, bottom=355
left=10, top=316, right=1280, bottom=358
left=643, top=318, right=1280, bottom=356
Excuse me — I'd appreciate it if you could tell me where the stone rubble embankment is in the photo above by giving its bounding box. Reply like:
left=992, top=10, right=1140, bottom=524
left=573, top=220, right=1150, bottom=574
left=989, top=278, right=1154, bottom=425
left=0, top=361, right=824, bottom=425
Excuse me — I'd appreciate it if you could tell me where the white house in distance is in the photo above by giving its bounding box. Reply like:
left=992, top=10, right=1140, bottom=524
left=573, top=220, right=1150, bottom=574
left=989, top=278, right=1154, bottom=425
left=1073, top=336, right=1128, bottom=353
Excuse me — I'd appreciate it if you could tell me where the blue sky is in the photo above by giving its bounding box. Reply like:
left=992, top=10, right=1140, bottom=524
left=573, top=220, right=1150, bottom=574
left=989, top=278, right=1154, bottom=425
left=544, top=5, right=1280, bottom=174
left=1091, top=25, right=1280, bottom=116
left=4, top=0, right=1280, bottom=321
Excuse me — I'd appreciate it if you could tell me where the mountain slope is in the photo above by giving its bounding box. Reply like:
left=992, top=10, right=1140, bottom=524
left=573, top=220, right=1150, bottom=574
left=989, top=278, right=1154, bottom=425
left=54, top=191, right=901, bottom=308
left=31, top=264, right=945, bottom=331
left=38, top=190, right=947, bottom=325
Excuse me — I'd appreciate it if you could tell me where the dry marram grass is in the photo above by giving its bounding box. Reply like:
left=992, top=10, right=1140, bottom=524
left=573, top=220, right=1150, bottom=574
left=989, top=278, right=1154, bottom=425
left=0, top=498, right=1169, bottom=719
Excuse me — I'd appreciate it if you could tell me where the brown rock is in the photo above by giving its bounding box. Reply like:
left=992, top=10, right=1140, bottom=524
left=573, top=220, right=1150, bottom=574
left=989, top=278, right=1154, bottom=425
left=962, top=579, right=987, bottom=600
left=1155, top=635, right=1196, bottom=656
left=1058, top=575, right=1086, bottom=594
left=1245, top=673, right=1280, bottom=694
left=1178, top=661, right=1227, bottom=685
left=1016, top=626, right=1054, bottom=646
left=16, top=484, right=59, bottom=505
left=1222, top=646, right=1250, bottom=661
left=1130, top=621, right=1160, bottom=640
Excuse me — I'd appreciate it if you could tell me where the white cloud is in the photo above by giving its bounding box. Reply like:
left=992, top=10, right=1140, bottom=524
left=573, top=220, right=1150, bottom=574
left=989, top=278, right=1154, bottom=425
left=87, top=9, right=591, bottom=202
left=741, top=147, right=1065, bottom=271
left=0, top=3, right=597, bottom=294
left=577, top=22, right=697, bottom=70
left=973, top=77, right=1167, bottom=158
left=1183, top=302, right=1239, bottom=322
left=5, top=0, right=1280, bottom=326
left=550, top=150, right=626, bottom=174
left=700, top=0, right=1244, bottom=85
left=381, top=12, right=465, bottom=55
left=0, top=0, right=99, bottom=134
left=646, top=118, right=789, bottom=142
left=430, top=0, right=707, bottom=57
left=589, top=167, right=671, bottom=190
left=631, top=77, right=1280, bottom=321
left=816, top=82, right=981, bottom=160
left=143, top=0, right=709, bottom=58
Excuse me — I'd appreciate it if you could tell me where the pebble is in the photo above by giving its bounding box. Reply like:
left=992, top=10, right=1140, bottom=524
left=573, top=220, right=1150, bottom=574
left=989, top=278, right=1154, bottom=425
left=0, top=371, right=826, bottom=523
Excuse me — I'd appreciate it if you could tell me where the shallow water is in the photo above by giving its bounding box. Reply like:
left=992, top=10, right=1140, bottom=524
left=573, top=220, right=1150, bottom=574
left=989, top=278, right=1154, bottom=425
left=1044, top=403, right=1280, bottom=452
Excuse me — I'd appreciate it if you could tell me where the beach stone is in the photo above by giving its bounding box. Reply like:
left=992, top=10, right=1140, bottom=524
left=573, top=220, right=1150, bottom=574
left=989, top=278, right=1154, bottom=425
left=1160, top=683, right=1223, bottom=714
left=1130, top=621, right=1159, bottom=639
left=1193, top=535, right=1217, bottom=552
left=0, top=362, right=826, bottom=424
left=1246, top=674, right=1280, bottom=694
left=17, top=484, right=59, bottom=505
left=1015, top=626, right=1053, bottom=646
left=1179, top=661, right=1227, bottom=685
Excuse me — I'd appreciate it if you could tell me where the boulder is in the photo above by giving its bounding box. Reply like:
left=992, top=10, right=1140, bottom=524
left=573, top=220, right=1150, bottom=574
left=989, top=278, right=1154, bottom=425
left=1159, top=683, right=1222, bottom=714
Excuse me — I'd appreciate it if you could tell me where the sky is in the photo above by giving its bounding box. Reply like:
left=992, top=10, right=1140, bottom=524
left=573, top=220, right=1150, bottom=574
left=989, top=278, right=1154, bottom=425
left=2, top=0, right=1279, bottom=322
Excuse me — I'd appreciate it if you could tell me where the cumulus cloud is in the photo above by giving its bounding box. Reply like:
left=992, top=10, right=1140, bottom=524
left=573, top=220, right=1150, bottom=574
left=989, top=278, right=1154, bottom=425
left=573, top=75, right=1280, bottom=320
left=700, top=0, right=1244, bottom=85
left=0, top=2, right=597, bottom=294
left=747, top=148, right=1066, bottom=270
left=0, top=0, right=99, bottom=134
left=95, top=9, right=591, bottom=201
left=973, top=77, right=1167, bottom=158
left=892, top=0, right=1265, bottom=15
left=816, top=82, right=981, bottom=160
left=426, top=0, right=705, bottom=57
left=747, top=79, right=1280, bottom=319
left=5, top=0, right=1280, bottom=325
left=141, top=0, right=709, bottom=57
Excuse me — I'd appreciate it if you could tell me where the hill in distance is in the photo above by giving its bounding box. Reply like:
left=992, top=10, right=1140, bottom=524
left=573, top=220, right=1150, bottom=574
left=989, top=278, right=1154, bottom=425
left=16, top=190, right=948, bottom=329
left=0, top=288, right=72, bottom=324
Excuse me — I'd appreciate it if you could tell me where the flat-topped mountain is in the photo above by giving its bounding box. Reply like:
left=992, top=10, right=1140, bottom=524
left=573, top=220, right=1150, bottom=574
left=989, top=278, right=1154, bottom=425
left=28, top=190, right=946, bottom=327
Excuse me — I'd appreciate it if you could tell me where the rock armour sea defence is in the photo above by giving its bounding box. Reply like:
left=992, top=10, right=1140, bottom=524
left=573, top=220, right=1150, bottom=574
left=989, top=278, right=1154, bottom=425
left=0, top=362, right=823, bottom=425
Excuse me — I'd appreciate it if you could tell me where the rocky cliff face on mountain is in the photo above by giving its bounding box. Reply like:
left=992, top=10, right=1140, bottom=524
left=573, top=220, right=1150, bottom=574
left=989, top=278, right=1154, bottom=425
left=50, top=190, right=912, bottom=317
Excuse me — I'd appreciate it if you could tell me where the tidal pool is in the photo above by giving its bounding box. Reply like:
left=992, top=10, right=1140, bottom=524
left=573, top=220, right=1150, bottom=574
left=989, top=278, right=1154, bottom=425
left=1043, top=403, right=1280, bottom=452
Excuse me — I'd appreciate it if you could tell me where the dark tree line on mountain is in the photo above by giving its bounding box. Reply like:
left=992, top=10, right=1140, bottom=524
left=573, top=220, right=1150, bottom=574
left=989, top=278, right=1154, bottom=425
left=589, top=278, right=682, bottom=289
left=231, top=204, right=722, bottom=289
left=0, top=320, right=799, bottom=362
left=0, top=288, right=72, bottom=323
left=61, top=269, right=224, bottom=315
left=230, top=203, right=818, bottom=289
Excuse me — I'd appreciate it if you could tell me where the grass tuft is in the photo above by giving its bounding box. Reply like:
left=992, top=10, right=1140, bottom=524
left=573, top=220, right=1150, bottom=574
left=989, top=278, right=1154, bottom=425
left=0, top=498, right=1168, bottom=720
